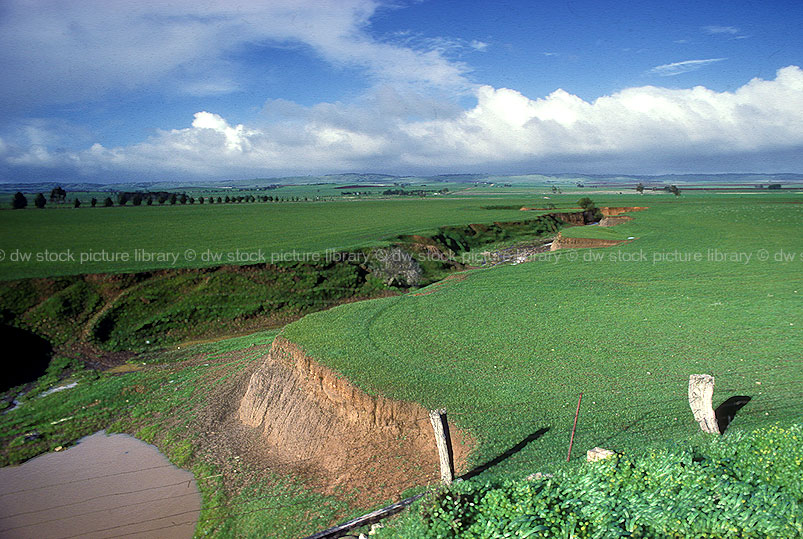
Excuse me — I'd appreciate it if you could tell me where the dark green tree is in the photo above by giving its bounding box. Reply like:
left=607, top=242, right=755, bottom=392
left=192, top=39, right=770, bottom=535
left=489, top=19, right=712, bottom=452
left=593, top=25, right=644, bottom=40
left=73, top=198, right=81, bottom=208
left=577, top=197, right=603, bottom=221
left=669, top=185, right=681, bottom=196
left=170, top=193, right=178, bottom=205
left=636, top=182, right=644, bottom=194
left=577, top=197, right=595, bottom=210
left=132, top=193, right=143, bottom=206
left=103, top=197, right=114, bottom=207
left=34, top=193, right=46, bottom=208
left=90, top=197, right=98, bottom=207
left=12, top=192, right=28, bottom=209
left=117, top=193, right=129, bottom=206
left=49, top=186, right=67, bottom=204
left=180, top=193, right=188, bottom=205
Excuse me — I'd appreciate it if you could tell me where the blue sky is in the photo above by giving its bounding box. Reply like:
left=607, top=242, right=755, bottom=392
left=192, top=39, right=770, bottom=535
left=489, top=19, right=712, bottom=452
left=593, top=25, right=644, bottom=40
left=1, top=0, right=801, bottom=182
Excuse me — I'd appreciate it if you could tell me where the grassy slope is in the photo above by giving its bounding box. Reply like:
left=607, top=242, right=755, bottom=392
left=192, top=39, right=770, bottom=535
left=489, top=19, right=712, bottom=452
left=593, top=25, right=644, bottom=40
left=3, top=190, right=800, bottom=536
left=0, top=196, right=559, bottom=280
left=283, top=192, right=803, bottom=480
left=0, top=329, right=359, bottom=538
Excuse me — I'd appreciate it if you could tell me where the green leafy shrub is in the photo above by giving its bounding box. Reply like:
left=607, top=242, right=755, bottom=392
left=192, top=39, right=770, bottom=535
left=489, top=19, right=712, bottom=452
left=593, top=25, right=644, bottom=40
left=388, top=424, right=803, bottom=538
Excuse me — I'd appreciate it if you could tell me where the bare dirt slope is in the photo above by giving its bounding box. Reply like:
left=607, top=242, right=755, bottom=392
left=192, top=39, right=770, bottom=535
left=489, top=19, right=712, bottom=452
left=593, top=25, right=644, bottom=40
left=238, top=336, right=474, bottom=503
left=600, top=206, right=648, bottom=217
left=550, top=233, right=624, bottom=250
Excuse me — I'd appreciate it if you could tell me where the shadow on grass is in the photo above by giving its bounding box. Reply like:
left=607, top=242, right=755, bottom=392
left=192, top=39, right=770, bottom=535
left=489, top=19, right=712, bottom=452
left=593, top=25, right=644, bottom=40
left=1, top=325, right=52, bottom=392
left=715, top=396, right=752, bottom=434
left=460, top=427, right=550, bottom=481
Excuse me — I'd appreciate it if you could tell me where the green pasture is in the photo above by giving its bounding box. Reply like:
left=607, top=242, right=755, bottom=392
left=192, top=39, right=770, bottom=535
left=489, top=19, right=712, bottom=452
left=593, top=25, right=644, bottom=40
left=2, top=190, right=801, bottom=537
left=0, top=194, right=583, bottom=280
left=282, top=193, right=803, bottom=481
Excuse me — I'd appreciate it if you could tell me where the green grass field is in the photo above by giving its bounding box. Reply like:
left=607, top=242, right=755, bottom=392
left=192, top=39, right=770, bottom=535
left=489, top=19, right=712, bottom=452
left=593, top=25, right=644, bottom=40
left=282, top=193, right=803, bottom=481
left=2, top=189, right=801, bottom=537
left=0, top=195, right=572, bottom=280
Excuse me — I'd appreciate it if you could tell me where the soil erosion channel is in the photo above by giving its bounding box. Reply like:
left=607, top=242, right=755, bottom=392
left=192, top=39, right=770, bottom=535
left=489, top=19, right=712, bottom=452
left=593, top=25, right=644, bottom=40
left=235, top=207, right=647, bottom=505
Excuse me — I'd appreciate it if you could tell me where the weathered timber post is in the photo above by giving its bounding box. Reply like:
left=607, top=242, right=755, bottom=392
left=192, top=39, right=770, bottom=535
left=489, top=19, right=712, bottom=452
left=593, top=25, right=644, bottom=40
left=689, top=374, right=721, bottom=434
left=566, top=392, right=583, bottom=461
left=429, top=409, right=454, bottom=485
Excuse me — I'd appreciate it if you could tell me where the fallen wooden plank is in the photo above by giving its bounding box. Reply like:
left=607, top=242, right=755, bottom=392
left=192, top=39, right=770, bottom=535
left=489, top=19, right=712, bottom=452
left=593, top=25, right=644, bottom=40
left=303, top=491, right=429, bottom=539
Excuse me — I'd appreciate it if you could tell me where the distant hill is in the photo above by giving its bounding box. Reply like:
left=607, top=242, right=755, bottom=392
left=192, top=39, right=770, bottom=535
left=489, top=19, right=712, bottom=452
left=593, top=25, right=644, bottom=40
left=1, top=172, right=800, bottom=193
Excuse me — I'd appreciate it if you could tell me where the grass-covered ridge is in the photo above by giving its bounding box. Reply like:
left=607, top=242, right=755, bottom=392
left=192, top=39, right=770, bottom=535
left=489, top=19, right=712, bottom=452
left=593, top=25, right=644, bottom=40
left=0, top=196, right=566, bottom=280
left=0, top=210, right=570, bottom=362
left=382, top=423, right=803, bottom=538
left=282, top=193, right=803, bottom=480
left=0, top=260, right=390, bottom=356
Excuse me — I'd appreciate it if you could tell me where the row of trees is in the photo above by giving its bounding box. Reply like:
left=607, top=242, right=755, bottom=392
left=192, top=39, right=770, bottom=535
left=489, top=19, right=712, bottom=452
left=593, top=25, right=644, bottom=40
left=10, top=191, right=309, bottom=209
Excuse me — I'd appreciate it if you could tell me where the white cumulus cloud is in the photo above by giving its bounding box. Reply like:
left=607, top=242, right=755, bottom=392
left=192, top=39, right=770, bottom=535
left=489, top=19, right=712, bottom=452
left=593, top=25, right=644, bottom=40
left=4, top=66, right=802, bottom=178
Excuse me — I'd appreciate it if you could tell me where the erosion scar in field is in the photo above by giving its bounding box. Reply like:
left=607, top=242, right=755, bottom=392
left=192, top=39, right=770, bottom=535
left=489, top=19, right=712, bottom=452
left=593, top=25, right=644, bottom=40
left=238, top=336, right=474, bottom=503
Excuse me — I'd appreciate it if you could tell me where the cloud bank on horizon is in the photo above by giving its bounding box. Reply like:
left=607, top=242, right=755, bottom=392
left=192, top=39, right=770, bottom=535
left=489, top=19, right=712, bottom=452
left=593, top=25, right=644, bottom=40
left=1, top=0, right=802, bottom=181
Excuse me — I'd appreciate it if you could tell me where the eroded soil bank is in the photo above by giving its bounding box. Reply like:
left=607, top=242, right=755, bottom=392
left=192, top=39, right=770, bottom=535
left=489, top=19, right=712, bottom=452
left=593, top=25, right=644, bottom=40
left=550, top=233, right=625, bottom=250
left=238, top=336, right=474, bottom=502
left=600, top=206, right=648, bottom=217
left=0, top=211, right=585, bottom=381
left=599, top=215, right=633, bottom=227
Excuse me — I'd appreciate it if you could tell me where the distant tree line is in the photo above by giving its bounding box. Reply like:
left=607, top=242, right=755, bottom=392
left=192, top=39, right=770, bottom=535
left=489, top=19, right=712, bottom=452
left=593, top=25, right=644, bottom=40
left=9, top=186, right=311, bottom=209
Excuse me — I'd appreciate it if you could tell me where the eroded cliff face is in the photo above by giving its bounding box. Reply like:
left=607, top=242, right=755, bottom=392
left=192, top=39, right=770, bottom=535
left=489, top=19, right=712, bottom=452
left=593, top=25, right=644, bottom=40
left=550, top=233, right=624, bottom=251
left=599, top=216, right=634, bottom=227
left=600, top=206, right=648, bottom=217
left=239, top=336, right=473, bottom=497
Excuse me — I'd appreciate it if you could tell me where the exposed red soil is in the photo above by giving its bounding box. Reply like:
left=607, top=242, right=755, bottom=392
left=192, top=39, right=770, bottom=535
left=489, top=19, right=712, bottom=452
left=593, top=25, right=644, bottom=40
left=549, top=232, right=624, bottom=251
left=549, top=207, right=647, bottom=250
left=546, top=212, right=589, bottom=225
left=600, top=206, right=648, bottom=217
left=238, top=336, right=474, bottom=505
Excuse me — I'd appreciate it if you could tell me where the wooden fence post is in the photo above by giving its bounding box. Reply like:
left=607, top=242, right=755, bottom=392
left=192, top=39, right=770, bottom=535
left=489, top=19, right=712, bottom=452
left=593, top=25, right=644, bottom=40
left=429, top=409, right=454, bottom=485
left=566, top=392, right=583, bottom=461
left=689, top=374, right=721, bottom=434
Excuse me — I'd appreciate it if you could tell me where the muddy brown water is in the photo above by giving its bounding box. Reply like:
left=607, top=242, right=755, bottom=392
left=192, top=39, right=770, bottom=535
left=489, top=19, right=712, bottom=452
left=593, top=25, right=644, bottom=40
left=0, top=431, right=200, bottom=538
